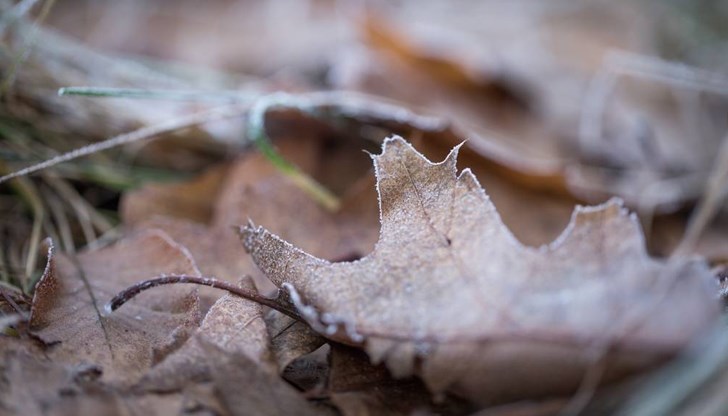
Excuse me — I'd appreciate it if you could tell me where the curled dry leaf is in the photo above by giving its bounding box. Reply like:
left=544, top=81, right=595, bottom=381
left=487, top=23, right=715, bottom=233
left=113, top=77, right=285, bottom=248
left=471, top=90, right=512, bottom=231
left=241, top=137, right=721, bottom=404
left=28, top=232, right=201, bottom=385
left=136, top=278, right=274, bottom=392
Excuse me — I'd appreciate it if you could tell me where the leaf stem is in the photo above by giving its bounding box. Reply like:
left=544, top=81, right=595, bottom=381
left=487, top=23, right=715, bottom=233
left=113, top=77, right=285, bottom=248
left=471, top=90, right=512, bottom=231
left=106, top=274, right=301, bottom=321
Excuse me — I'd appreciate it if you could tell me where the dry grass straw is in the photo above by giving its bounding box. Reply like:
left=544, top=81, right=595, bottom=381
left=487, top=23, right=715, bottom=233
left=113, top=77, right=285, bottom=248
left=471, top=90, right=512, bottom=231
left=0, top=4, right=238, bottom=292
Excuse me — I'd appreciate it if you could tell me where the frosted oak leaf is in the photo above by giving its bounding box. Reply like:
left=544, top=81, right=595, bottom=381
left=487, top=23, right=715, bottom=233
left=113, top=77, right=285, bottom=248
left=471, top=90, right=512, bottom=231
left=240, top=136, right=720, bottom=404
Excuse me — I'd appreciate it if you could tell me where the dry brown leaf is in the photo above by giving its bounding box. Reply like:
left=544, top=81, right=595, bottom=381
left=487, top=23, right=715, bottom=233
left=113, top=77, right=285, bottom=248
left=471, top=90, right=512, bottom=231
left=210, top=136, right=379, bottom=264
left=121, top=133, right=380, bottom=367
left=0, top=351, right=121, bottom=416
left=123, top=134, right=379, bottom=286
left=28, top=232, right=201, bottom=386
left=329, top=344, right=472, bottom=416
left=279, top=345, right=330, bottom=395
left=337, top=5, right=728, bottom=213
left=408, top=135, right=578, bottom=247
left=121, top=163, right=230, bottom=227
left=266, top=310, right=326, bottom=374
left=204, top=342, right=335, bottom=416
left=135, top=278, right=274, bottom=393
left=650, top=212, right=728, bottom=262
left=358, top=16, right=554, bottom=166
left=0, top=350, right=219, bottom=416
left=241, top=137, right=721, bottom=404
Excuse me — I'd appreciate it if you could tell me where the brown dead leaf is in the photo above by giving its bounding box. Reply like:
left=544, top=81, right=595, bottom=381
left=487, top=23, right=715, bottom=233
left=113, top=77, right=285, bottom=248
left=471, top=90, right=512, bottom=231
left=136, top=278, right=274, bottom=392
left=339, top=5, right=728, bottom=214
left=360, top=15, right=547, bottom=158
left=204, top=341, right=335, bottom=416
left=650, top=212, right=728, bottom=262
left=329, top=344, right=472, bottom=416
left=210, top=135, right=379, bottom=264
left=123, top=132, right=379, bottom=287
left=241, top=137, right=721, bottom=404
left=0, top=350, right=218, bottom=416
left=121, top=132, right=380, bottom=368
left=266, top=310, right=326, bottom=374
left=409, top=135, right=578, bottom=247
left=0, top=351, right=119, bottom=416
left=279, top=345, right=330, bottom=395
left=121, top=163, right=230, bottom=227
left=28, top=232, right=201, bottom=386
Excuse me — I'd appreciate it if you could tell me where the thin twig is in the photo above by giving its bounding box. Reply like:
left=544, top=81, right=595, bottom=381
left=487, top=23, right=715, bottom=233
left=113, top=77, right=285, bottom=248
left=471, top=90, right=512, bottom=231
left=0, top=105, right=246, bottom=186
left=107, top=274, right=301, bottom=321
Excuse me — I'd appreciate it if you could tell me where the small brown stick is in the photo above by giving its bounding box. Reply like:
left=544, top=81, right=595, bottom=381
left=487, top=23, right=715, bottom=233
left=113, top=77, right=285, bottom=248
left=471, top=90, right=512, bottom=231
left=106, top=274, right=301, bottom=321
